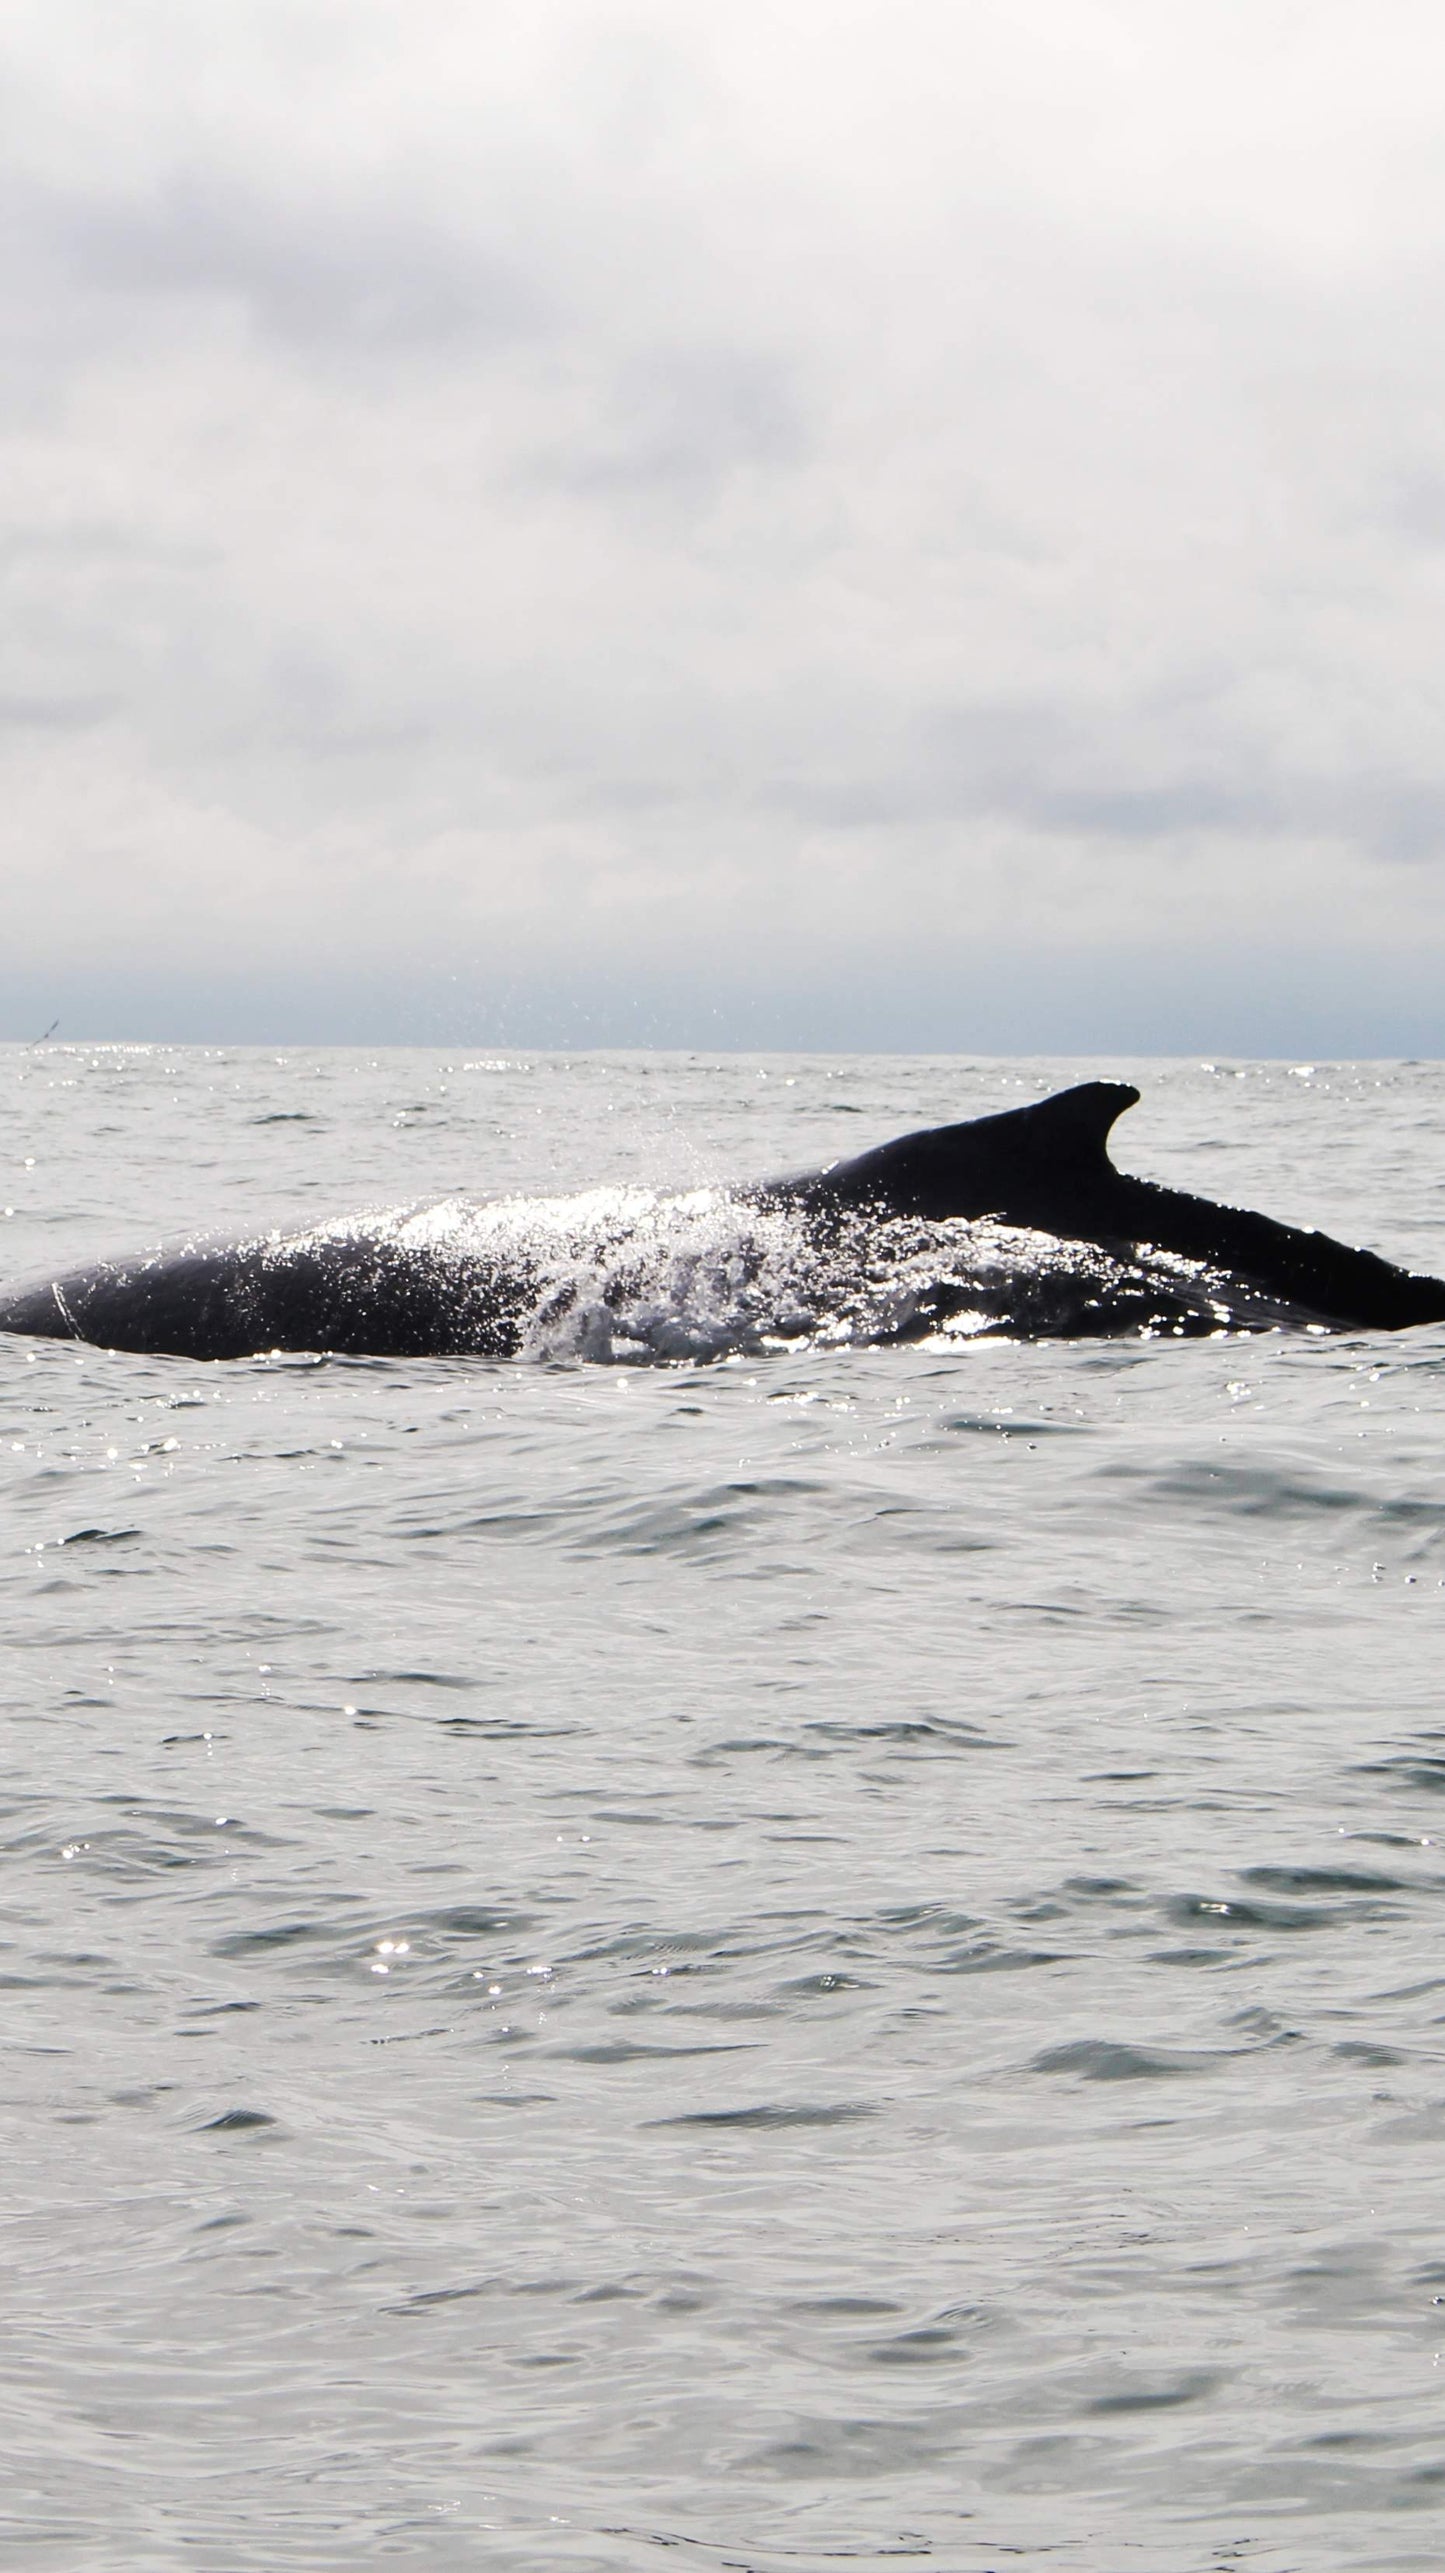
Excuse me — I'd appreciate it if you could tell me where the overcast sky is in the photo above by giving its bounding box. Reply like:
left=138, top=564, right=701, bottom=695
left=5, top=1, right=1445, bottom=1049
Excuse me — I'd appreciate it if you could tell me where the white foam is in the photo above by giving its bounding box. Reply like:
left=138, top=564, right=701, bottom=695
left=247, top=1188, right=1257, bottom=1362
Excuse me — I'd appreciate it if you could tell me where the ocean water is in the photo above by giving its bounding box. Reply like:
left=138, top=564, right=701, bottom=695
left=3, top=1045, right=1445, bottom=2573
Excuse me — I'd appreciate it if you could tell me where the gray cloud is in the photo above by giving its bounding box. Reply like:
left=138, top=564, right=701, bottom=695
left=540, top=346, right=810, bottom=498
left=51, top=171, right=550, bottom=357
left=0, top=690, right=116, bottom=731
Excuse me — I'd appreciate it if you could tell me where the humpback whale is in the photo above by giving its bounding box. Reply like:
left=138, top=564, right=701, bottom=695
left=0, top=1080, right=1441, bottom=1361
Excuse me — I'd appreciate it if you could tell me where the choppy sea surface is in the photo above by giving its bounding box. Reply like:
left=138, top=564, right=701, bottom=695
left=4, top=1045, right=1445, bottom=2573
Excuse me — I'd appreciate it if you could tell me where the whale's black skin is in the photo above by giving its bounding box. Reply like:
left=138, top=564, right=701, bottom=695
left=0, top=1080, right=1442, bottom=1360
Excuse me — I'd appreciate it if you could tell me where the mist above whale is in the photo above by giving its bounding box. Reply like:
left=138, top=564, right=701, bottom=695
left=0, top=1080, right=1441, bottom=1362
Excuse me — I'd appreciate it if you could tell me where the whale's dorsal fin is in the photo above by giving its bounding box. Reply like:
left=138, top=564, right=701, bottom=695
left=784, top=1080, right=1141, bottom=1224
left=968, top=1079, right=1140, bottom=1170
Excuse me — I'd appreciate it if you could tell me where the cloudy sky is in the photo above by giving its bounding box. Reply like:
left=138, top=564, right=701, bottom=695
left=5, top=0, right=1445, bottom=1049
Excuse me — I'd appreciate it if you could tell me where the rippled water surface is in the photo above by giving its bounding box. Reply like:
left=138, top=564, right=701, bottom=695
left=4, top=1047, right=1445, bottom=2572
